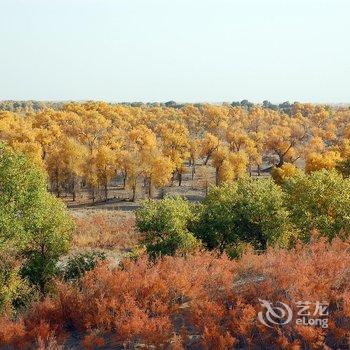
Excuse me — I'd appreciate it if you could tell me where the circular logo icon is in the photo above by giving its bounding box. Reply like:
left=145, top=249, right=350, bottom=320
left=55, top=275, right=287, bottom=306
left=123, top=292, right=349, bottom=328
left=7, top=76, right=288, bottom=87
left=258, top=299, right=293, bottom=328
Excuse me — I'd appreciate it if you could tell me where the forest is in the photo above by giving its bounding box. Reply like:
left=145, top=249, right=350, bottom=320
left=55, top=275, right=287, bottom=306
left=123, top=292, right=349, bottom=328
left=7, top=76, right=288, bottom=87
left=1, top=101, right=350, bottom=349
left=1, top=101, right=349, bottom=201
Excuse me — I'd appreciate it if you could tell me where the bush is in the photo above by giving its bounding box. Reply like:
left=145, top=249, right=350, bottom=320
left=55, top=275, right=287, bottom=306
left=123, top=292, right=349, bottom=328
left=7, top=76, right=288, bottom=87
left=1, top=237, right=350, bottom=349
left=194, top=178, right=292, bottom=251
left=136, top=196, right=200, bottom=257
left=63, top=251, right=107, bottom=281
left=284, top=169, right=350, bottom=241
left=0, top=251, right=33, bottom=314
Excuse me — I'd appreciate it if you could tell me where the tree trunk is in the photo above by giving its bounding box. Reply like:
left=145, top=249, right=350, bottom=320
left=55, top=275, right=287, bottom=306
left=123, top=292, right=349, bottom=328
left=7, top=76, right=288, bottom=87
left=92, top=187, right=96, bottom=203
left=277, top=154, right=284, bottom=167
left=131, top=183, right=137, bottom=202
left=148, top=178, right=154, bottom=198
left=123, top=172, right=127, bottom=189
left=56, top=180, right=60, bottom=197
left=38, top=243, right=46, bottom=295
left=104, top=182, right=108, bottom=202
left=215, top=167, right=219, bottom=186
left=71, top=175, right=76, bottom=201
left=178, top=172, right=182, bottom=186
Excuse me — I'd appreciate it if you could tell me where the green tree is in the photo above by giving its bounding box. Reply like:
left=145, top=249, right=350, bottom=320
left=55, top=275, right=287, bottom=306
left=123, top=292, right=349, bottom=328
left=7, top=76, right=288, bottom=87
left=194, top=178, right=292, bottom=252
left=284, top=170, right=350, bottom=241
left=0, top=144, right=74, bottom=297
left=21, top=193, right=74, bottom=292
left=136, top=196, right=199, bottom=257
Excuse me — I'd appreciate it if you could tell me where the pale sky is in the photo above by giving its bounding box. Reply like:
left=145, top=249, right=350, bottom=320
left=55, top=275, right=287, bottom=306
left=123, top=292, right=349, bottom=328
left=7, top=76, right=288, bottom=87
left=0, top=0, right=349, bottom=103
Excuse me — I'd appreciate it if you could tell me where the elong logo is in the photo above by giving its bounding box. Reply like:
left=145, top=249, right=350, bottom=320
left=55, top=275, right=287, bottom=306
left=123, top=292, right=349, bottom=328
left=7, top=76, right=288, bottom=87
left=258, top=299, right=329, bottom=329
left=258, top=299, right=293, bottom=328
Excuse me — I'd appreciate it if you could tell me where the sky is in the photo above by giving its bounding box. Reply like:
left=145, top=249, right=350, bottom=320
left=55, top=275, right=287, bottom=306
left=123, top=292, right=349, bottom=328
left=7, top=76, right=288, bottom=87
left=0, top=0, right=349, bottom=103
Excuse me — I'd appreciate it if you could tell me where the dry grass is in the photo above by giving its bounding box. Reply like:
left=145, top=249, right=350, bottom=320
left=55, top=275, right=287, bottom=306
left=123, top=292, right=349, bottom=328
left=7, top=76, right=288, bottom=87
left=71, top=210, right=139, bottom=252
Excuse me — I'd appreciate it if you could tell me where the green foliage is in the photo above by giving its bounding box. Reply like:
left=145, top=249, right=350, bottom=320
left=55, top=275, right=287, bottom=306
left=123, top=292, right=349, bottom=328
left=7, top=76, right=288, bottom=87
left=0, top=144, right=74, bottom=300
left=194, top=178, right=292, bottom=251
left=0, top=249, right=33, bottom=313
left=136, top=196, right=199, bottom=257
left=21, top=193, right=74, bottom=291
left=63, top=251, right=106, bottom=281
left=284, top=170, right=350, bottom=241
left=0, top=144, right=47, bottom=249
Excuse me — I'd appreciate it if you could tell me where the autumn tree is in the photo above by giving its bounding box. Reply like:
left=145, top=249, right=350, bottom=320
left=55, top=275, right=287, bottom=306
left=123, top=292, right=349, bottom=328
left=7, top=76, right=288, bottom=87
left=188, top=138, right=201, bottom=180
left=212, top=147, right=248, bottom=185
left=156, top=121, right=190, bottom=186
left=46, top=136, right=87, bottom=199
left=125, top=125, right=174, bottom=200
left=265, top=114, right=307, bottom=167
left=0, top=112, right=43, bottom=167
left=200, top=133, right=220, bottom=165
left=143, top=153, right=173, bottom=198
left=201, top=104, right=229, bottom=137
left=88, top=145, right=117, bottom=201
left=305, top=150, right=342, bottom=173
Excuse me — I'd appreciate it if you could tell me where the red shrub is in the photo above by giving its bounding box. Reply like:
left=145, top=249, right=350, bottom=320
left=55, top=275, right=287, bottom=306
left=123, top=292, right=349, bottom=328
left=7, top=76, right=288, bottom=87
left=1, top=237, right=350, bottom=349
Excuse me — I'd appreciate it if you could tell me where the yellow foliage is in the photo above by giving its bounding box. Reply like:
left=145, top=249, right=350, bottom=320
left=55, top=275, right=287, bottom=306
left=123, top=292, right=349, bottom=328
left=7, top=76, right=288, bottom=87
left=1, top=101, right=350, bottom=202
left=271, top=163, right=303, bottom=185
left=305, top=151, right=342, bottom=173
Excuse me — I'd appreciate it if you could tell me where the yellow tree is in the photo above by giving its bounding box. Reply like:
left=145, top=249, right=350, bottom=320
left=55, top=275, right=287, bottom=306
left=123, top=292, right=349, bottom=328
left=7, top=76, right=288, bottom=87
left=156, top=121, right=190, bottom=186
left=202, top=104, right=229, bottom=137
left=88, top=145, right=118, bottom=202
left=226, top=128, right=250, bottom=152
left=264, top=114, right=307, bottom=167
left=0, top=112, right=43, bottom=167
left=305, top=150, right=342, bottom=173
left=189, top=139, right=201, bottom=180
left=143, top=153, right=173, bottom=198
left=200, top=132, right=220, bottom=165
left=73, top=110, right=111, bottom=154
left=126, top=125, right=171, bottom=200
left=212, top=146, right=248, bottom=184
left=46, top=136, right=87, bottom=199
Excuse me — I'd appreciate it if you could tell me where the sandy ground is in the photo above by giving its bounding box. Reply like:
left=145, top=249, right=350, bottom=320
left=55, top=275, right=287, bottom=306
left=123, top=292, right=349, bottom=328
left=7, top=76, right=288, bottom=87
left=66, top=163, right=270, bottom=214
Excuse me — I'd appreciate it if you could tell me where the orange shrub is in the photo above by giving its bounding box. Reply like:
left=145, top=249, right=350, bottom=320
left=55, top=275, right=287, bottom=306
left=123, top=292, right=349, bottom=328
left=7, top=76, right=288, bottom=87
left=1, top=236, right=350, bottom=349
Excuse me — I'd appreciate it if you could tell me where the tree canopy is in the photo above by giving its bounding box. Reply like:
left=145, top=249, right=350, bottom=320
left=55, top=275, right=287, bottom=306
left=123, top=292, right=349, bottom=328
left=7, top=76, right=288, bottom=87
left=0, top=144, right=74, bottom=307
